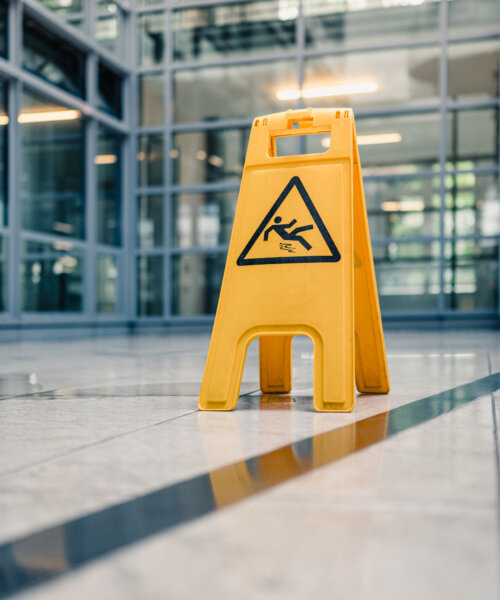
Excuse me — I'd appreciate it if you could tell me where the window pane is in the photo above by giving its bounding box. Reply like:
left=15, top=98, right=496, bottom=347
left=97, top=254, right=119, bottom=314
left=448, top=0, right=500, bottom=36
left=139, top=12, right=165, bottom=67
left=173, top=128, right=250, bottom=185
left=96, top=2, right=123, bottom=56
left=98, top=62, right=123, bottom=119
left=138, top=134, right=164, bottom=187
left=138, top=194, right=163, bottom=249
left=373, top=242, right=441, bottom=312
left=445, top=239, right=498, bottom=311
left=445, top=173, right=500, bottom=237
left=172, top=1, right=297, bottom=62
left=173, top=191, right=237, bottom=248
left=0, top=80, right=7, bottom=227
left=38, top=0, right=83, bottom=16
left=304, top=0, right=439, bottom=50
left=174, top=60, right=298, bottom=123
left=303, top=46, right=440, bottom=111
left=448, top=40, right=500, bottom=103
left=139, top=74, right=164, bottom=127
left=23, top=15, right=85, bottom=98
left=21, top=240, right=83, bottom=312
left=447, top=109, right=499, bottom=171
left=365, top=176, right=441, bottom=239
left=96, top=127, right=121, bottom=246
left=21, top=92, right=85, bottom=239
left=172, top=253, right=226, bottom=315
left=137, top=255, right=163, bottom=316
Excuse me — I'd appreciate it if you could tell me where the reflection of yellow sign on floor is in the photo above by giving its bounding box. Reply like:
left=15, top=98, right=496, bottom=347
left=199, top=108, right=389, bottom=412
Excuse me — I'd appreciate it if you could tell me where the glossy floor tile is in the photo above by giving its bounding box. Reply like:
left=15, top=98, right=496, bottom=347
left=0, top=329, right=499, bottom=599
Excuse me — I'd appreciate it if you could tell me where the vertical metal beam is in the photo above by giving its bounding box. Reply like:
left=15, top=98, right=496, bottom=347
left=84, top=53, right=98, bottom=317
left=164, top=6, right=173, bottom=321
left=297, top=0, right=306, bottom=154
left=123, top=4, right=137, bottom=322
left=438, top=0, right=449, bottom=315
left=6, top=0, right=22, bottom=320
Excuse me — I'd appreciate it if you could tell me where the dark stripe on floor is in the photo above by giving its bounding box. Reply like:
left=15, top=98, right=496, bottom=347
left=1, top=371, right=500, bottom=598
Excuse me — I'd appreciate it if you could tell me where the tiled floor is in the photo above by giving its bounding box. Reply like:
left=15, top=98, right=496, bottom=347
left=0, top=329, right=499, bottom=599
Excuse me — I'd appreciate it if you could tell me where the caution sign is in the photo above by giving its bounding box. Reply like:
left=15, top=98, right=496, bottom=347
left=199, top=108, right=390, bottom=412
left=237, top=176, right=340, bottom=265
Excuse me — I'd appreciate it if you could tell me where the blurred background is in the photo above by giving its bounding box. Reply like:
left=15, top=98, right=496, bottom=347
left=0, top=0, right=498, bottom=330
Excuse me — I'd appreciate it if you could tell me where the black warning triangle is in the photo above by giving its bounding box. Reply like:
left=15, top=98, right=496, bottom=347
left=237, top=176, right=341, bottom=266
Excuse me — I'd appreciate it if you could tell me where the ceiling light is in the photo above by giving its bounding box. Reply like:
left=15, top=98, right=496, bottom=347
left=0, top=115, right=8, bottom=126
left=277, top=82, right=377, bottom=101
left=94, top=154, right=117, bottom=165
left=208, top=155, right=223, bottom=167
left=381, top=200, right=425, bottom=212
left=357, top=133, right=402, bottom=145
left=321, top=132, right=402, bottom=148
left=18, top=109, right=81, bottom=124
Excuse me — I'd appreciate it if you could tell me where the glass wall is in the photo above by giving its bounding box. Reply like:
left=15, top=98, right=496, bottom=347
left=136, top=0, right=500, bottom=320
left=0, top=0, right=498, bottom=326
left=0, top=0, right=126, bottom=322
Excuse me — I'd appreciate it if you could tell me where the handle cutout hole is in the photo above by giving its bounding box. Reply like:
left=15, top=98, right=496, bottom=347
left=274, top=133, right=331, bottom=157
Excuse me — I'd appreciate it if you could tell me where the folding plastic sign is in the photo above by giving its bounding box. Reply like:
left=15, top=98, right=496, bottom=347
left=199, top=108, right=390, bottom=412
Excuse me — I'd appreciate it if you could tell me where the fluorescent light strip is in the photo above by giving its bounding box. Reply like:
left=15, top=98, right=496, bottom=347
left=357, top=133, right=402, bottom=145
left=381, top=200, right=425, bottom=212
left=277, top=82, right=377, bottom=101
left=18, top=109, right=81, bottom=124
left=321, top=132, right=402, bottom=148
left=94, top=154, right=118, bottom=165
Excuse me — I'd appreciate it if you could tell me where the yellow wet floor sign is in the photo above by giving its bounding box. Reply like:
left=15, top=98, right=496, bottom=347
left=199, top=108, right=389, bottom=412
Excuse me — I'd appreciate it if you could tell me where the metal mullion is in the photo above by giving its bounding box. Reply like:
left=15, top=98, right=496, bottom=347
left=371, top=233, right=500, bottom=245
left=447, top=98, right=500, bottom=111
left=83, top=0, right=94, bottom=37
left=123, top=5, right=137, bottom=322
left=497, top=39, right=500, bottom=316
left=163, top=6, right=173, bottom=320
left=171, top=118, right=252, bottom=133
left=136, top=248, right=165, bottom=257
left=20, top=231, right=87, bottom=249
left=136, top=125, right=164, bottom=135
left=437, top=0, right=448, bottom=315
left=95, top=244, right=124, bottom=255
left=169, top=181, right=241, bottom=194
left=169, top=245, right=228, bottom=256
left=6, top=0, right=21, bottom=319
left=137, top=65, right=165, bottom=76
left=363, top=169, right=438, bottom=181
left=297, top=0, right=305, bottom=155
left=443, top=165, right=500, bottom=176
left=172, top=49, right=300, bottom=71
left=137, top=185, right=166, bottom=196
left=84, top=47, right=98, bottom=318
left=447, top=29, right=500, bottom=45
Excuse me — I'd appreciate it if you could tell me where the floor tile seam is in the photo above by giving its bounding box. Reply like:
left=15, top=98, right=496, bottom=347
left=0, top=409, right=199, bottom=481
left=0, top=372, right=195, bottom=404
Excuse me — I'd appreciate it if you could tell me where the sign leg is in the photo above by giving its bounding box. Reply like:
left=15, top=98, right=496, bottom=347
left=259, top=335, right=293, bottom=393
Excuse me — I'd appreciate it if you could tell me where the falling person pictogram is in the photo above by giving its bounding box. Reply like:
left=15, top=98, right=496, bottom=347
left=264, top=217, right=314, bottom=251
